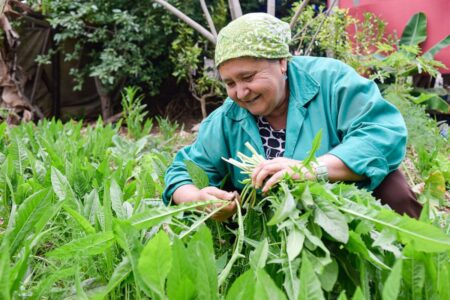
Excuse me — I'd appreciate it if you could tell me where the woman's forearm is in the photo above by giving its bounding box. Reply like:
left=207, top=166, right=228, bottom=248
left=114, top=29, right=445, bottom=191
left=318, top=154, right=366, bottom=182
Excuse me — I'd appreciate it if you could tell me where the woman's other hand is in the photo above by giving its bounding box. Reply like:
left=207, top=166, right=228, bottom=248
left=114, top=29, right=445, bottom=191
left=173, top=185, right=238, bottom=221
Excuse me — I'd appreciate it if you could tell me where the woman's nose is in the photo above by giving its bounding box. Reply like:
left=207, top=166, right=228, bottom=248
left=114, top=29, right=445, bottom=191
left=236, top=83, right=249, bottom=101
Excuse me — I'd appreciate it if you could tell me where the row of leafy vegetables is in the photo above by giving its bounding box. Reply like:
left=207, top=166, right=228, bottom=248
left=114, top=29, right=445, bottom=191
left=0, top=110, right=449, bottom=300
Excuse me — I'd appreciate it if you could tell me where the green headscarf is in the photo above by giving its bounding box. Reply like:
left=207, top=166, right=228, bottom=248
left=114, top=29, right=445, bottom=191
left=214, top=13, right=292, bottom=67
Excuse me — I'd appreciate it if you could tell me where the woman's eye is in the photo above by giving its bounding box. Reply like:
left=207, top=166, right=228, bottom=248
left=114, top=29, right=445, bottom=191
left=243, top=75, right=254, bottom=82
left=226, top=82, right=235, bottom=88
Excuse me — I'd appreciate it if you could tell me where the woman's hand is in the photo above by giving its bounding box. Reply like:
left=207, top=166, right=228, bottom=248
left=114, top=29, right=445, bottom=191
left=252, top=157, right=313, bottom=193
left=173, top=185, right=238, bottom=221
left=251, top=154, right=367, bottom=193
left=198, top=187, right=239, bottom=221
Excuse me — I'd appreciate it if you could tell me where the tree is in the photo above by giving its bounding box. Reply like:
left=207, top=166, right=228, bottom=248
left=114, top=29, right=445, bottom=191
left=153, top=0, right=311, bottom=119
left=36, top=0, right=177, bottom=120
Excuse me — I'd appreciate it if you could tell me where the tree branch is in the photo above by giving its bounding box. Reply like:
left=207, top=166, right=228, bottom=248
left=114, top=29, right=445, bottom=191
left=289, top=0, right=310, bottom=29
left=228, top=0, right=242, bottom=20
left=304, top=0, right=339, bottom=56
left=153, top=0, right=216, bottom=44
left=199, top=0, right=217, bottom=38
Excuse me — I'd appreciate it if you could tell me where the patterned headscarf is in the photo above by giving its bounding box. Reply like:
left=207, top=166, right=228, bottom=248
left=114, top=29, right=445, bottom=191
left=214, top=13, right=292, bottom=67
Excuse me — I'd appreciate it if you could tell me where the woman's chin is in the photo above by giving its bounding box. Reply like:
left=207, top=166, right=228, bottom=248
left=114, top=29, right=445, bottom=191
left=247, top=106, right=266, bottom=116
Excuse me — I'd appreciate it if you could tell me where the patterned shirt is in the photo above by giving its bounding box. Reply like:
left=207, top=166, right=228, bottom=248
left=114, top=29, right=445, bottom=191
left=257, top=116, right=286, bottom=159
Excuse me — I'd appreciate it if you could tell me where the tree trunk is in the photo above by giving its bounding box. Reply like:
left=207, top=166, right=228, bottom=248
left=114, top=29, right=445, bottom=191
left=94, top=77, right=113, bottom=120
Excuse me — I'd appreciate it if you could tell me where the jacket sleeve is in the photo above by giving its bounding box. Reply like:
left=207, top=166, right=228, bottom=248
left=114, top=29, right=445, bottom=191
left=162, top=116, right=230, bottom=205
left=327, top=62, right=407, bottom=190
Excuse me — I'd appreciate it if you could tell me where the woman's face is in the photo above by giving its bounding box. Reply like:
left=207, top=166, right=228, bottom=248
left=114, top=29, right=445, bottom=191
left=218, top=57, right=288, bottom=118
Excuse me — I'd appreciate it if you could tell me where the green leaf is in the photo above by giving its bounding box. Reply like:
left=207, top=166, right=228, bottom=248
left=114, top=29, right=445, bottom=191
left=318, top=259, right=338, bottom=292
left=313, top=196, right=348, bottom=243
left=254, top=268, right=287, bottom=300
left=286, top=228, right=305, bottom=262
left=110, top=179, right=127, bottom=219
left=302, top=130, right=322, bottom=167
left=91, top=256, right=131, bottom=300
left=300, top=185, right=314, bottom=209
left=268, top=183, right=296, bottom=225
left=63, top=205, right=95, bottom=234
left=75, top=264, right=89, bottom=300
left=372, top=229, right=402, bottom=257
left=113, top=220, right=149, bottom=295
left=250, top=238, right=269, bottom=269
left=103, top=180, right=113, bottom=232
left=51, top=166, right=81, bottom=212
left=301, top=226, right=330, bottom=262
left=298, top=253, right=325, bottom=300
left=424, top=96, right=450, bottom=114
left=424, top=35, right=450, bottom=58
left=31, top=267, right=74, bottom=299
left=402, top=246, right=425, bottom=299
left=436, top=252, right=449, bottom=300
left=9, top=135, right=28, bottom=176
left=187, top=226, right=218, bottom=300
left=226, top=270, right=256, bottom=300
left=46, top=232, right=115, bottom=258
left=400, top=12, right=427, bottom=46
left=138, top=231, right=172, bottom=299
left=184, top=160, right=209, bottom=189
left=340, top=200, right=450, bottom=252
left=347, top=231, right=390, bottom=270
left=337, top=291, right=348, bottom=300
left=9, top=241, right=32, bottom=295
left=382, top=259, right=403, bottom=300
left=167, top=239, right=196, bottom=300
left=10, top=188, right=53, bottom=255
left=351, top=287, right=365, bottom=300
left=83, top=189, right=102, bottom=227
left=0, top=237, right=11, bottom=300
left=129, top=201, right=218, bottom=229
left=408, top=93, right=438, bottom=104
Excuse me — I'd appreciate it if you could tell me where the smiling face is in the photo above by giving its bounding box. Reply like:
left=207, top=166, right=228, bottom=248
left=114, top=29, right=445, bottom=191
left=219, top=57, right=289, bottom=120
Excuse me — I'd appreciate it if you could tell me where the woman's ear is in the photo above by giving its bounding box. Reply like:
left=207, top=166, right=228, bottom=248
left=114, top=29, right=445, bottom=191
left=279, top=58, right=288, bottom=73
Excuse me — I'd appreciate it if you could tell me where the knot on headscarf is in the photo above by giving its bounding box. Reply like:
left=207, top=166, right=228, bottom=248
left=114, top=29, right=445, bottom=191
left=214, top=13, right=292, bottom=67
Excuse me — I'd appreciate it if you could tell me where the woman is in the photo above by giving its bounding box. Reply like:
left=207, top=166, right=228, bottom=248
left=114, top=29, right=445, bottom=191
left=163, top=13, right=422, bottom=220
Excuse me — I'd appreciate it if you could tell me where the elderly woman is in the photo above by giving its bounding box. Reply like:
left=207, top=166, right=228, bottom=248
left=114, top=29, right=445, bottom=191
left=163, top=13, right=422, bottom=220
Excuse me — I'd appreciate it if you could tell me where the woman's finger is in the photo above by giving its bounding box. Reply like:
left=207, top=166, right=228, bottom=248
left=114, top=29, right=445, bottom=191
left=262, top=169, right=291, bottom=192
left=253, top=161, right=286, bottom=187
left=211, top=200, right=237, bottom=221
left=205, top=187, right=235, bottom=201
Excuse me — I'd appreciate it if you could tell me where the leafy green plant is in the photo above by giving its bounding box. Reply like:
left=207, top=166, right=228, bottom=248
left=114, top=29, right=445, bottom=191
left=220, top=142, right=450, bottom=299
left=288, top=5, right=355, bottom=58
left=120, top=86, right=153, bottom=140
left=155, top=115, right=179, bottom=143
left=0, top=110, right=449, bottom=299
left=169, top=21, right=225, bottom=119
left=364, top=12, right=450, bottom=114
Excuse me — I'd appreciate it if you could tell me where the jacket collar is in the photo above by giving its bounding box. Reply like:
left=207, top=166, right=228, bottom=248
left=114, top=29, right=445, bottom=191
left=224, top=59, right=319, bottom=121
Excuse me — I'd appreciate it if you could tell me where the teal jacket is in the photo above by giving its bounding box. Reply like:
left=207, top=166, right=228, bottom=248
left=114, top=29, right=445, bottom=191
left=162, top=57, right=407, bottom=204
